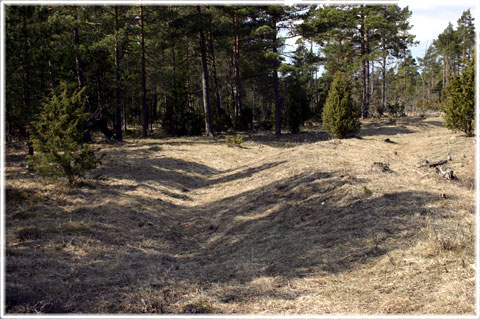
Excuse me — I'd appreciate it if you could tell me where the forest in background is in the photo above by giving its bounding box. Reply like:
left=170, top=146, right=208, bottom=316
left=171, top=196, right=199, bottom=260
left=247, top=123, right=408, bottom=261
left=5, top=5, right=475, bottom=143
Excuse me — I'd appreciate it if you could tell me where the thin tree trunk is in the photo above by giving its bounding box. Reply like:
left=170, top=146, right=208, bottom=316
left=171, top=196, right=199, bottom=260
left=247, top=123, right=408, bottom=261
left=442, top=56, right=446, bottom=89
left=272, top=18, right=281, bottom=136
left=152, top=88, right=157, bottom=124
left=114, top=6, right=122, bottom=141
left=360, top=15, right=369, bottom=119
left=73, top=9, right=85, bottom=91
left=232, top=13, right=242, bottom=121
left=163, top=45, right=176, bottom=135
left=208, top=32, right=223, bottom=117
left=445, top=56, right=450, bottom=86
left=252, top=84, right=257, bottom=123
left=22, top=9, right=34, bottom=156
left=361, top=43, right=368, bottom=118
left=364, top=29, right=371, bottom=118
left=185, top=44, right=193, bottom=111
left=140, top=6, right=148, bottom=137
left=381, top=45, right=387, bottom=113
left=370, top=61, right=374, bottom=99
left=124, top=89, right=127, bottom=132
left=73, top=7, right=93, bottom=142
left=197, top=6, right=214, bottom=137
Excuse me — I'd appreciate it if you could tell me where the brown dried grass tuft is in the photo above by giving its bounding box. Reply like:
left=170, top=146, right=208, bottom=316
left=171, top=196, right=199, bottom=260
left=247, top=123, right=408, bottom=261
left=4, top=113, right=475, bottom=314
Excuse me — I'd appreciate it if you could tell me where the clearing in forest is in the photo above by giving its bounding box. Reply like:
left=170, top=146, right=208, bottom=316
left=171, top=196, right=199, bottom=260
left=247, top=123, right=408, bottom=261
left=4, top=113, right=475, bottom=314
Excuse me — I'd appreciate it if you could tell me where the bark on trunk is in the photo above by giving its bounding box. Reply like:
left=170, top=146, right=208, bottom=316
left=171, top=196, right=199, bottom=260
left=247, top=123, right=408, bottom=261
left=73, top=7, right=93, bottom=142
left=232, top=13, right=242, bottom=121
left=272, top=18, right=281, bottom=136
left=22, top=10, right=34, bottom=156
left=140, top=6, right=148, bottom=137
left=114, top=6, right=122, bottom=141
left=360, top=16, right=369, bottom=119
left=361, top=22, right=370, bottom=119
left=208, top=32, right=224, bottom=121
left=73, top=11, right=85, bottom=91
left=197, top=6, right=214, bottom=137
left=381, top=46, right=387, bottom=113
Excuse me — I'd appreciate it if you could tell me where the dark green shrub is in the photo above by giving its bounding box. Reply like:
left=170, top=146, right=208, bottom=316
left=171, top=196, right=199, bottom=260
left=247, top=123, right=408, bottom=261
left=443, top=58, right=475, bottom=136
left=321, top=71, right=361, bottom=138
left=182, top=111, right=204, bottom=136
left=234, top=107, right=253, bottom=131
left=386, top=101, right=406, bottom=117
left=258, top=118, right=274, bottom=131
left=213, top=108, right=232, bottom=132
left=285, top=77, right=310, bottom=134
left=27, top=83, right=101, bottom=184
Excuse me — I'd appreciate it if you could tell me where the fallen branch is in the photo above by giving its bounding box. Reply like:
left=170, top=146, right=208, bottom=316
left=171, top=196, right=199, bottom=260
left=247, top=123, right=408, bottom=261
left=372, top=162, right=393, bottom=173
left=436, top=166, right=456, bottom=180
left=428, top=159, right=448, bottom=168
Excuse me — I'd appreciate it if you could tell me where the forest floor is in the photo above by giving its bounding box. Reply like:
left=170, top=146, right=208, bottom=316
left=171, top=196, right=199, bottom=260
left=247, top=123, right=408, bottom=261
left=4, top=112, right=476, bottom=314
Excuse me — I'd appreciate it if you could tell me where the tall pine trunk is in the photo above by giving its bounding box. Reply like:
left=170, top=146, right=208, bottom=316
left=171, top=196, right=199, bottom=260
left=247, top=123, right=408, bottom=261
left=114, top=6, right=122, bottom=141
left=232, top=13, right=242, bottom=121
left=73, top=7, right=92, bottom=142
left=140, top=6, right=148, bottom=137
left=197, top=6, right=214, bottom=137
left=361, top=46, right=368, bottom=118
left=272, top=18, right=281, bottom=136
left=360, top=18, right=367, bottom=118
left=208, top=32, right=223, bottom=116
left=22, top=9, right=34, bottom=156
left=381, top=42, right=387, bottom=113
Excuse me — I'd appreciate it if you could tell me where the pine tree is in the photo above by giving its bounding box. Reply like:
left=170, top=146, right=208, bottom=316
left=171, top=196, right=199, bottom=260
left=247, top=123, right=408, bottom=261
left=443, top=57, right=475, bottom=136
left=322, top=71, right=361, bottom=138
left=28, top=83, right=101, bottom=184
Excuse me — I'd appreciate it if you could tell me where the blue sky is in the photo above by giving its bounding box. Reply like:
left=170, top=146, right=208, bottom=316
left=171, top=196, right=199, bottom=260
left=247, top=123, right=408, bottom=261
left=399, top=0, right=478, bottom=61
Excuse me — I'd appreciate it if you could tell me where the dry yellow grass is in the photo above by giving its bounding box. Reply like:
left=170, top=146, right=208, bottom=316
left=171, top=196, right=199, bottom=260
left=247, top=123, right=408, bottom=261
left=4, top=112, right=475, bottom=314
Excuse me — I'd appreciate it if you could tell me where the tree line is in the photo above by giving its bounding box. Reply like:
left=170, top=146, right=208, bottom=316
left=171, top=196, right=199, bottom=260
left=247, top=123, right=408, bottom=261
left=6, top=5, right=475, bottom=148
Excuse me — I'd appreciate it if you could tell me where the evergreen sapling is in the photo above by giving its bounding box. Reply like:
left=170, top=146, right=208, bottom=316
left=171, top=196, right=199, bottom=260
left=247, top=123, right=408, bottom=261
left=28, top=83, right=101, bottom=184
left=322, top=71, right=361, bottom=138
left=443, top=57, right=475, bottom=136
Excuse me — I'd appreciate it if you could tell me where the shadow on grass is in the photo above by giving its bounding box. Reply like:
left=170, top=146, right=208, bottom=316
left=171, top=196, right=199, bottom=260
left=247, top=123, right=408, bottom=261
left=421, top=120, right=444, bottom=127
left=5, top=166, right=443, bottom=313
left=359, top=122, right=414, bottom=137
left=95, top=155, right=286, bottom=192
left=242, top=129, right=331, bottom=148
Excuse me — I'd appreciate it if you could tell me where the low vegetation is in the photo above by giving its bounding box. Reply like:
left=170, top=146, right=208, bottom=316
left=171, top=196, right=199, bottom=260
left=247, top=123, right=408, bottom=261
left=27, top=84, right=101, bottom=184
left=443, top=57, right=475, bottom=136
left=5, top=113, right=475, bottom=314
left=321, top=71, right=361, bottom=138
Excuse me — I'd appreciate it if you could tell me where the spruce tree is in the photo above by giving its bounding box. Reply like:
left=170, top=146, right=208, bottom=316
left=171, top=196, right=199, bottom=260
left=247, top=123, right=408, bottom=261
left=322, top=71, right=361, bottom=138
left=443, top=57, right=475, bottom=136
left=28, top=83, right=101, bottom=184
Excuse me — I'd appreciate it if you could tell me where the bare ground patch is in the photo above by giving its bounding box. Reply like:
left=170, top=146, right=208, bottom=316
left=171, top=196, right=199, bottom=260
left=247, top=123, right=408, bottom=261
left=4, top=113, right=475, bottom=314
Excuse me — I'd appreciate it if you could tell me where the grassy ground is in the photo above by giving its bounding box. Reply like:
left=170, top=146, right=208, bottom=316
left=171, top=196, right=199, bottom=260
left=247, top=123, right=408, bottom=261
left=4, top=113, right=475, bottom=314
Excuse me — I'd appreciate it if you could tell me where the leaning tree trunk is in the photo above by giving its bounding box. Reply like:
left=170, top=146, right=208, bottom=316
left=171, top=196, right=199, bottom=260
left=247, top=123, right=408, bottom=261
left=197, top=6, right=214, bottom=137
left=140, top=6, right=148, bottom=137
